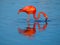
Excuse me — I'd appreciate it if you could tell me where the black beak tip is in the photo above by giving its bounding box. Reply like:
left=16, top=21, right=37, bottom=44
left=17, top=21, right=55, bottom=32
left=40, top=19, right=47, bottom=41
left=45, top=19, right=48, bottom=22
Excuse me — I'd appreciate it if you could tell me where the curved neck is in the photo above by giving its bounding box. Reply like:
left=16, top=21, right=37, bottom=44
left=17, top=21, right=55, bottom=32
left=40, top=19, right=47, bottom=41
left=33, top=12, right=48, bottom=20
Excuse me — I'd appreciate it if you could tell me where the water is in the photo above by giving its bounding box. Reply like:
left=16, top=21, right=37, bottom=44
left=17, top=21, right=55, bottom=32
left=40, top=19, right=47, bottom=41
left=0, top=0, right=60, bottom=45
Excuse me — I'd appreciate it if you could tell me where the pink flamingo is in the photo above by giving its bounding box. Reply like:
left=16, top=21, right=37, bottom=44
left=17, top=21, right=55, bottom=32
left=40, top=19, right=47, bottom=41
left=18, top=5, right=48, bottom=21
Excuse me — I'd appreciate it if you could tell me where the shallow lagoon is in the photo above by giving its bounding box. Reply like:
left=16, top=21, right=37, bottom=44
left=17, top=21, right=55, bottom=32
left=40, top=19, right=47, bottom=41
left=0, top=0, right=60, bottom=45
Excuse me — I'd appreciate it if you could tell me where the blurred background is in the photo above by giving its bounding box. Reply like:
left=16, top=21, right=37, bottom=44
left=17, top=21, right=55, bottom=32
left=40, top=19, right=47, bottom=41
left=0, top=0, right=60, bottom=45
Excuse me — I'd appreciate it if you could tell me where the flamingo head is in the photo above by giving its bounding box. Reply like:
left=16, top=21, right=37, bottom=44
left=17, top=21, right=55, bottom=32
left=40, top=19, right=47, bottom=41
left=18, top=9, right=23, bottom=14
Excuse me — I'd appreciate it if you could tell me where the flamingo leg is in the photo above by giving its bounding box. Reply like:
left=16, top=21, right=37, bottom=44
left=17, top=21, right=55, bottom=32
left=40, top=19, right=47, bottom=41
left=27, top=14, right=30, bottom=21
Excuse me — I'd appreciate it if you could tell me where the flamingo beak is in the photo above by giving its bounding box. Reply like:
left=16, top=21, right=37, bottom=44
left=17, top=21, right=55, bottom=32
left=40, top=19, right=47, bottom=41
left=45, top=17, right=48, bottom=22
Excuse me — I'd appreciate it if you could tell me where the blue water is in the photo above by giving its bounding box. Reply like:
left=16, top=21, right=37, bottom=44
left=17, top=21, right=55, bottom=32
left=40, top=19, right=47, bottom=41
left=0, top=0, right=60, bottom=45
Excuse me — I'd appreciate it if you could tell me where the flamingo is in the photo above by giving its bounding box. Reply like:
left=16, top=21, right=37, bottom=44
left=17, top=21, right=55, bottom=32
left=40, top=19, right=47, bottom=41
left=18, top=5, right=48, bottom=21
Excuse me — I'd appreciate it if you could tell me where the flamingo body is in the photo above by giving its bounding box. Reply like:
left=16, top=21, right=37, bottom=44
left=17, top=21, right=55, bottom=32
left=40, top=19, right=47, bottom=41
left=18, top=6, right=36, bottom=14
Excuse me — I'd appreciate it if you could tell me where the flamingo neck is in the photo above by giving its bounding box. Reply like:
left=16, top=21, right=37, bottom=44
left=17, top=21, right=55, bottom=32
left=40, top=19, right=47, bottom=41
left=33, top=13, right=38, bottom=20
left=33, top=12, right=48, bottom=20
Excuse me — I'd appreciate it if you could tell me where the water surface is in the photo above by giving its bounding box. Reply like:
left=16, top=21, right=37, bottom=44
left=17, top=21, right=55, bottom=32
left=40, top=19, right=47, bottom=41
left=0, top=0, right=60, bottom=45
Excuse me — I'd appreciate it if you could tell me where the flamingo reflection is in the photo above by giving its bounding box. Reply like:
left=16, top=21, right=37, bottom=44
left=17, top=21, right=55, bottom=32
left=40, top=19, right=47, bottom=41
left=18, top=22, right=48, bottom=38
left=38, top=22, right=48, bottom=32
